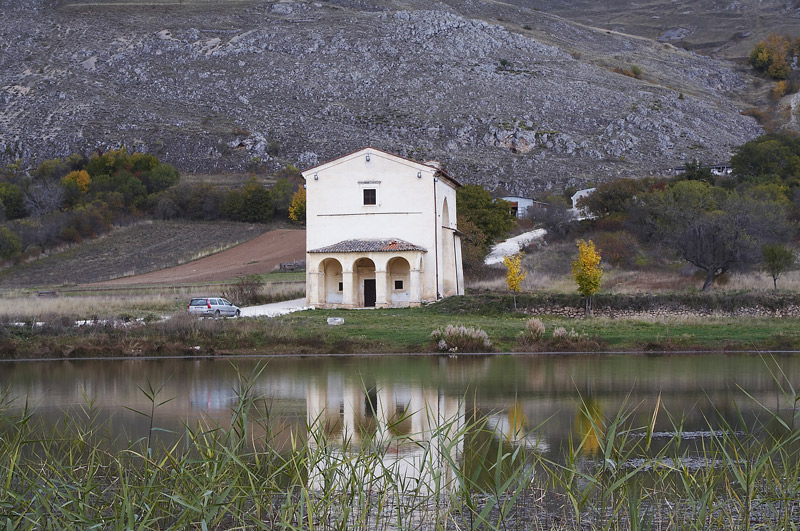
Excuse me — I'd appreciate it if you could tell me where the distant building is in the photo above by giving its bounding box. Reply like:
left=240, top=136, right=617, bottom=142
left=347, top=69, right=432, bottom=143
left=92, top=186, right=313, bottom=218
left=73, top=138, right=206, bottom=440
left=501, top=196, right=535, bottom=219
left=668, top=163, right=733, bottom=177
left=302, top=147, right=464, bottom=309
left=569, top=188, right=596, bottom=219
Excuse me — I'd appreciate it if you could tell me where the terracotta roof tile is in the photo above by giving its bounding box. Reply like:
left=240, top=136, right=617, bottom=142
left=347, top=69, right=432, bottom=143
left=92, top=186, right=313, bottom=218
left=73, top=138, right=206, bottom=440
left=308, top=238, right=426, bottom=253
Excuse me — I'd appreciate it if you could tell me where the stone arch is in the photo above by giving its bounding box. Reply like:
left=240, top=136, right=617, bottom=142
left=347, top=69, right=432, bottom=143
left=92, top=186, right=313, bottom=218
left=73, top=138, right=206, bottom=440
left=320, top=258, right=344, bottom=305
left=441, top=197, right=456, bottom=296
left=387, top=256, right=411, bottom=305
left=354, top=257, right=377, bottom=307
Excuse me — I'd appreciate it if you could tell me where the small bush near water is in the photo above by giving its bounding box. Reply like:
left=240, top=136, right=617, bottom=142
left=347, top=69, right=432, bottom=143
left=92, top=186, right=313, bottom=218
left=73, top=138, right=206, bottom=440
left=516, top=318, right=601, bottom=351
left=517, top=317, right=546, bottom=347
left=431, top=324, right=492, bottom=352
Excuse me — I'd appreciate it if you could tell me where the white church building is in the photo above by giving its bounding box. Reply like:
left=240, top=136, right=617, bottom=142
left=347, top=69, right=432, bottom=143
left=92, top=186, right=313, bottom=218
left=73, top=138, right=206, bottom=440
left=302, top=147, right=464, bottom=309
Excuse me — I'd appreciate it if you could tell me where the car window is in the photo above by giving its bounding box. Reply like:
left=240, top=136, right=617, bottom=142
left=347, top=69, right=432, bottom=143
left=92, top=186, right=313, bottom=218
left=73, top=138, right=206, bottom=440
left=222, top=299, right=231, bottom=305
left=190, top=299, right=206, bottom=306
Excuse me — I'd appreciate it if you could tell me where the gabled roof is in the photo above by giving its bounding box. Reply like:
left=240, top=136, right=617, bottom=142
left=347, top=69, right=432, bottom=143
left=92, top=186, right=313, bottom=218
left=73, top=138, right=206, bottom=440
left=301, top=147, right=461, bottom=187
left=308, top=238, right=427, bottom=254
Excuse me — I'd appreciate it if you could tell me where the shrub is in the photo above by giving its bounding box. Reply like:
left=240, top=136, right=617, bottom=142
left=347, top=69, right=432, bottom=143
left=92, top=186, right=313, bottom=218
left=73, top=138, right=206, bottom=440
left=430, top=324, right=492, bottom=352
left=518, top=318, right=545, bottom=347
left=593, top=230, right=639, bottom=267
left=223, top=275, right=264, bottom=306
left=0, top=226, right=22, bottom=259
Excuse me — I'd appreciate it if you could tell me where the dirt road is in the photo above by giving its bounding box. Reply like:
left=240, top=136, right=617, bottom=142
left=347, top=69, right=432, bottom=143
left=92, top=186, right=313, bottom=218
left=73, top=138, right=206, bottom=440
left=97, top=229, right=306, bottom=286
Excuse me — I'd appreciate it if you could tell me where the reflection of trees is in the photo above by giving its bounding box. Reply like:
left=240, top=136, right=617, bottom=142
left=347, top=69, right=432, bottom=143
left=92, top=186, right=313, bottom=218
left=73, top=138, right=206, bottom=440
left=575, top=398, right=604, bottom=456
left=306, top=375, right=465, bottom=495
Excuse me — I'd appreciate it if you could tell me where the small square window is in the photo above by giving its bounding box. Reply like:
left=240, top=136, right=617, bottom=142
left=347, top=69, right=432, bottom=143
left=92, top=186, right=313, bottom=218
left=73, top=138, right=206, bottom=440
left=394, top=280, right=404, bottom=290
left=338, top=282, right=344, bottom=292
left=363, top=188, right=377, bottom=205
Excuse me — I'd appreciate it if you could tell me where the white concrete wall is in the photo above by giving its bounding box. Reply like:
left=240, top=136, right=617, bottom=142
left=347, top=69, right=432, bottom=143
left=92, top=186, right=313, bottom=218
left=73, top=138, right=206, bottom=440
left=304, top=148, right=463, bottom=304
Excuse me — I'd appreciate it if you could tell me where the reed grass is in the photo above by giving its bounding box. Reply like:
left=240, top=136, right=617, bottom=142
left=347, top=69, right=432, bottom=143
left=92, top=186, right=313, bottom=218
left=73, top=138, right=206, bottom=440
left=1, top=359, right=800, bottom=529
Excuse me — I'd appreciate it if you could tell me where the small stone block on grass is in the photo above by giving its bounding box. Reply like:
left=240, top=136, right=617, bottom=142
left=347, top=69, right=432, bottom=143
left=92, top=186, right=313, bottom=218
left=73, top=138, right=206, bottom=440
left=327, top=317, right=344, bottom=326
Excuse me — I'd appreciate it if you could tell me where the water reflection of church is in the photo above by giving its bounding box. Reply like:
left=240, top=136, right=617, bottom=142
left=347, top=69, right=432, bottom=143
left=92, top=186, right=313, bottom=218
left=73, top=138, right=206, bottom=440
left=306, top=374, right=465, bottom=493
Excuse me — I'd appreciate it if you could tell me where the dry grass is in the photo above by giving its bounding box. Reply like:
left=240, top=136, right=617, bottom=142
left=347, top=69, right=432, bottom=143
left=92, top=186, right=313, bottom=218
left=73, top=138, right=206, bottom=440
left=0, top=278, right=304, bottom=320
left=469, top=264, right=800, bottom=295
left=0, top=294, right=180, bottom=320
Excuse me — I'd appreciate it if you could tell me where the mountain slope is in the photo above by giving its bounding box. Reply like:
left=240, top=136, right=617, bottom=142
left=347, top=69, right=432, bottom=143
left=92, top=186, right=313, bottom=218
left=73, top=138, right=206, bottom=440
left=0, top=0, right=765, bottom=194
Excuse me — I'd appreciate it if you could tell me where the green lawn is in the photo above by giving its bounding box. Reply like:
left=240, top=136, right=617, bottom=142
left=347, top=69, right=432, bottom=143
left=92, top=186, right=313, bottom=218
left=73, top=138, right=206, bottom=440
left=275, top=307, right=800, bottom=353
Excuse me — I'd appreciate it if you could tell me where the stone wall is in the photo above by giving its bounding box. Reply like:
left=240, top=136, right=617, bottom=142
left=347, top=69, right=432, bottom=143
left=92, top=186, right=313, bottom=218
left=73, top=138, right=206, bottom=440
left=523, top=304, right=800, bottom=319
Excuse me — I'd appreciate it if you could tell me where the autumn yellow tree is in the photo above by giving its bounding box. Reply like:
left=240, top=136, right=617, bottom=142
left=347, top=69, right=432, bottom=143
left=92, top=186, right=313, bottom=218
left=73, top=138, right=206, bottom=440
left=502, top=252, right=526, bottom=310
left=571, top=239, right=603, bottom=316
left=288, top=187, right=306, bottom=225
left=62, top=170, right=91, bottom=192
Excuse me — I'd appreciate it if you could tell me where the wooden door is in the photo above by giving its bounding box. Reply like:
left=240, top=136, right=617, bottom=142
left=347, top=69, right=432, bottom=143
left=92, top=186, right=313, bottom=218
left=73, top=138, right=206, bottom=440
left=364, top=279, right=376, bottom=307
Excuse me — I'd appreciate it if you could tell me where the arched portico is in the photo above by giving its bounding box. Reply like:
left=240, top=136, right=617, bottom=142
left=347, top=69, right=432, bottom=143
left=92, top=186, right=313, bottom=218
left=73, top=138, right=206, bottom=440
left=354, top=257, right=377, bottom=307
left=307, top=239, right=426, bottom=309
left=387, top=257, right=411, bottom=305
left=319, top=258, right=343, bottom=305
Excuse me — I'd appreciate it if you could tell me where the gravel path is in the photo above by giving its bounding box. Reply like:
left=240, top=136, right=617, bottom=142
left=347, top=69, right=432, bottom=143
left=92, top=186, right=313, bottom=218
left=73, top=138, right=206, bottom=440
left=484, top=229, right=546, bottom=265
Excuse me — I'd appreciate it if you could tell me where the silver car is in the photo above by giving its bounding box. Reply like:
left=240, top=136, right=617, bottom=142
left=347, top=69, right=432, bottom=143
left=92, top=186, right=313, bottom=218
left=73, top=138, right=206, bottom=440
left=187, top=297, right=240, bottom=317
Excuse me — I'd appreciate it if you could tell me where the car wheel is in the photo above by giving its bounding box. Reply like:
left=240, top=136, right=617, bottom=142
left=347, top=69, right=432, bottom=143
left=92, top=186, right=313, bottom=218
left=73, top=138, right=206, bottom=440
left=236, top=310, right=241, bottom=317
left=214, top=310, right=220, bottom=318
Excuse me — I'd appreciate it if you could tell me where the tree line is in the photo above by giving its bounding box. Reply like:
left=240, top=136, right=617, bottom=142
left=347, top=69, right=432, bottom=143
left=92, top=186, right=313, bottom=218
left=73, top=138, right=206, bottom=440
left=534, top=132, right=800, bottom=291
left=0, top=149, right=306, bottom=262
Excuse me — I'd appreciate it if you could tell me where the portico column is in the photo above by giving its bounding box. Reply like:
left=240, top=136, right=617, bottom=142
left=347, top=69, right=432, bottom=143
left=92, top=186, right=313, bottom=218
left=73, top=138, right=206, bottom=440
left=306, top=263, right=316, bottom=305
left=342, top=382, right=363, bottom=445
left=410, top=267, right=422, bottom=307
left=342, top=265, right=355, bottom=308
left=375, top=268, right=389, bottom=308
left=375, top=384, right=393, bottom=444
left=306, top=378, right=328, bottom=435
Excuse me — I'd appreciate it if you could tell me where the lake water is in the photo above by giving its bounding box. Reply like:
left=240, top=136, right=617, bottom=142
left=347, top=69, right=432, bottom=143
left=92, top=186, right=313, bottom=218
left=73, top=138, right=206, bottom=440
left=1, top=353, right=797, bottom=462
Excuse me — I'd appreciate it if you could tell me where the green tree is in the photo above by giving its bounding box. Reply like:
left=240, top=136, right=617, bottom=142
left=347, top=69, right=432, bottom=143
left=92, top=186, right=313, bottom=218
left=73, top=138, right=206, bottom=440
left=223, top=177, right=274, bottom=223
left=89, top=171, right=148, bottom=210
left=33, top=158, right=69, bottom=181
left=272, top=178, right=294, bottom=218
left=502, top=252, right=526, bottom=310
left=731, top=134, right=800, bottom=185
left=0, top=227, right=22, bottom=260
left=761, top=244, right=795, bottom=291
left=571, top=239, right=603, bottom=316
left=577, top=178, right=648, bottom=218
left=648, top=181, right=794, bottom=291
left=0, top=182, right=26, bottom=219
left=144, top=163, right=180, bottom=194
left=680, top=159, right=714, bottom=184
left=456, top=184, right=514, bottom=252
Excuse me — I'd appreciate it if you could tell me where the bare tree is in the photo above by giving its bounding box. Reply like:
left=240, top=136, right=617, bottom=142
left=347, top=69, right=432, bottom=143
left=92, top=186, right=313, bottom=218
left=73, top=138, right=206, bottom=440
left=24, top=180, right=64, bottom=217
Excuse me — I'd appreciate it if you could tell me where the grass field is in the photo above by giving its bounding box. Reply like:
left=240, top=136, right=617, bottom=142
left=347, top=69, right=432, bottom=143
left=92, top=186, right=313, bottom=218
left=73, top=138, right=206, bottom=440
left=3, top=298, right=800, bottom=359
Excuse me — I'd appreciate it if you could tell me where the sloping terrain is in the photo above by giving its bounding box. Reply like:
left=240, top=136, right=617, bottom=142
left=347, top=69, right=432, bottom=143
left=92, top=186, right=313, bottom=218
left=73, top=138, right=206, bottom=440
left=0, top=0, right=769, bottom=195
left=511, top=0, right=800, bottom=59
left=0, top=221, right=287, bottom=288
left=95, top=228, right=305, bottom=286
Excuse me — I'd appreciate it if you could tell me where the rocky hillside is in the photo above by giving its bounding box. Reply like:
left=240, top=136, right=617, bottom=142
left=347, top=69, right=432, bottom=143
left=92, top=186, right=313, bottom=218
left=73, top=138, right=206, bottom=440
left=0, top=0, right=773, bottom=195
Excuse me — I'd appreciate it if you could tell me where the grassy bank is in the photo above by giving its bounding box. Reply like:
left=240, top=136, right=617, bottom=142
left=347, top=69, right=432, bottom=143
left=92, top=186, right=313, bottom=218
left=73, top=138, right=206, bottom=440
left=1, top=364, right=799, bottom=529
left=3, top=296, right=800, bottom=359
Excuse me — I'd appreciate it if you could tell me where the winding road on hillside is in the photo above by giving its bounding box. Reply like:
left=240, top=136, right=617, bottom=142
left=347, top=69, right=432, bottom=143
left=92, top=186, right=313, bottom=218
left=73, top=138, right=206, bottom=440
left=96, top=229, right=306, bottom=286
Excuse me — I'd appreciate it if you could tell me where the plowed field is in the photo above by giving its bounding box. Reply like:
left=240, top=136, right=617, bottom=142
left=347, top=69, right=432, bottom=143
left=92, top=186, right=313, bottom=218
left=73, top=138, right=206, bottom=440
left=97, top=228, right=305, bottom=286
